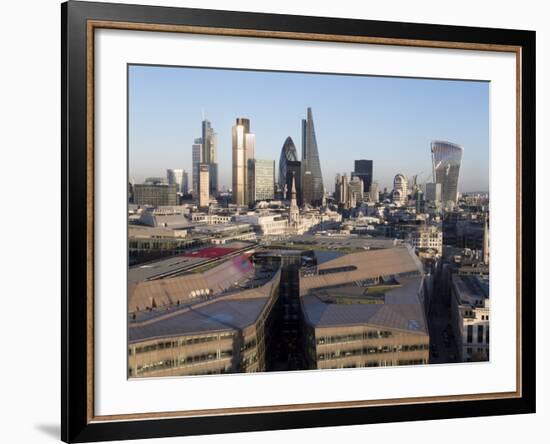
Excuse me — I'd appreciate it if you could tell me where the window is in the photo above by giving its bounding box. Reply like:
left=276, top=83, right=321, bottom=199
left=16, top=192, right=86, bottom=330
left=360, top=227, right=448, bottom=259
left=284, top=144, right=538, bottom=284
left=467, top=325, right=473, bottom=343
left=477, top=325, right=484, bottom=343
left=486, top=326, right=490, bottom=344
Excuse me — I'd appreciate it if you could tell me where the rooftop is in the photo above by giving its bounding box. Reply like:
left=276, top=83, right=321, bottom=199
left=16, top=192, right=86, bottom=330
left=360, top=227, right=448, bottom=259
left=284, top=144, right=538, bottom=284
left=129, top=270, right=280, bottom=342
left=299, top=247, right=428, bottom=334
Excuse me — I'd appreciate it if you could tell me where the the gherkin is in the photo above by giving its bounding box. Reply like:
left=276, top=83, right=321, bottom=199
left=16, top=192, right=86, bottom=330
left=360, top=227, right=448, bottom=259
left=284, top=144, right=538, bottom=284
left=301, top=107, right=324, bottom=205
left=278, top=136, right=298, bottom=194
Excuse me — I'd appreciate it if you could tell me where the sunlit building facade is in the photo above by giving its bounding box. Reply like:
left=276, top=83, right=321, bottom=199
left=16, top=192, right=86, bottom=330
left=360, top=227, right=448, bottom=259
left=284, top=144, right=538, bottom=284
left=232, top=118, right=256, bottom=205
left=431, top=140, right=463, bottom=208
left=301, top=107, right=324, bottom=204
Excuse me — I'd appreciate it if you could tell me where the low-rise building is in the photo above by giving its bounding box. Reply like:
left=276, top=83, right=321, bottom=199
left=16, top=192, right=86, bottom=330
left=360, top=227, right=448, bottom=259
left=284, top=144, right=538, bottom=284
left=450, top=274, right=490, bottom=362
left=299, top=246, right=430, bottom=369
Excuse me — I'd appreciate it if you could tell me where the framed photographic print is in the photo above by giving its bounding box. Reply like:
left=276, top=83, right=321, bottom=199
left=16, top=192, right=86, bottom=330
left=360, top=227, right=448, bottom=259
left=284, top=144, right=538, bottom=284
left=61, top=1, right=536, bottom=442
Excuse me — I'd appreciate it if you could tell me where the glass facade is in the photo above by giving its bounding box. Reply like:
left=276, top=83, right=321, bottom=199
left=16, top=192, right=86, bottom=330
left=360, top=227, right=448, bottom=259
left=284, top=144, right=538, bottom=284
left=278, top=136, right=298, bottom=196
left=301, top=107, right=324, bottom=204
left=431, top=140, right=463, bottom=207
left=248, top=159, right=275, bottom=202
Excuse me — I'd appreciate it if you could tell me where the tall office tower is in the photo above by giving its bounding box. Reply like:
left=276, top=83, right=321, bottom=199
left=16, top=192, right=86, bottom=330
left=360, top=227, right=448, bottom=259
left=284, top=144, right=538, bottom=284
left=348, top=176, right=364, bottom=205
left=369, top=181, right=380, bottom=203
left=424, top=182, right=442, bottom=203
left=248, top=159, right=275, bottom=203
left=278, top=136, right=299, bottom=195
left=166, top=168, right=184, bottom=194
left=232, top=117, right=256, bottom=205
left=392, top=173, right=409, bottom=204
left=431, top=140, right=463, bottom=208
left=302, top=171, right=313, bottom=205
left=415, top=188, right=424, bottom=213
left=285, top=160, right=302, bottom=203
left=201, top=120, right=219, bottom=195
left=353, top=160, right=373, bottom=193
left=334, top=173, right=349, bottom=205
left=181, top=170, right=189, bottom=194
left=198, top=164, right=210, bottom=208
left=192, top=138, right=202, bottom=196
left=301, top=107, right=324, bottom=204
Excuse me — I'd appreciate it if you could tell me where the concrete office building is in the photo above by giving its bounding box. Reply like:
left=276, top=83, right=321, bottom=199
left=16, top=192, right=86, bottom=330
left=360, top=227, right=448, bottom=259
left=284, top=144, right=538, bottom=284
left=232, top=117, right=256, bottom=205
left=450, top=274, right=490, bottom=362
left=248, top=159, right=275, bottom=203
left=299, top=246, right=430, bottom=369
left=128, top=257, right=281, bottom=377
left=431, top=140, right=463, bottom=208
left=192, top=138, right=202, bottom=196
left=369, top=181, right=380, bottom=203
left=408, top=225, right=443, bottom=256
left=198, top=164, right=210, bottom=208
left=133, top=183, right=178, bottom=207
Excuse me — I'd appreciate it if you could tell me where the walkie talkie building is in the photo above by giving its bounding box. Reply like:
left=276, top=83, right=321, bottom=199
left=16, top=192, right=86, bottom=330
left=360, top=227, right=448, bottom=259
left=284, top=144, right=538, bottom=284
left=431, top=140, right=464, bottom=207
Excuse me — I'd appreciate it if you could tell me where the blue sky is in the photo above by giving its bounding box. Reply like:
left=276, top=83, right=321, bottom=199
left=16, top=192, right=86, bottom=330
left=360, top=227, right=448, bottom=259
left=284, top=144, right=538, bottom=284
left=129, top=65, right=489, bottom=192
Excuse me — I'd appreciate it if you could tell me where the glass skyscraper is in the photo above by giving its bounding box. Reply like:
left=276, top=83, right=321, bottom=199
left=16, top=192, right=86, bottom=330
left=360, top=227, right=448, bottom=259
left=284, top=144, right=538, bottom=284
left=278, top=136, right=298, bottom=196
left=201, top=119, right=218, bottom=196
left=431, top=140, right=464, bottom=207
left=353, top=159, right=373, bottom=193
left=301, top=107, right=324, bottom=205
left=232, top=117, right=256, bottom=205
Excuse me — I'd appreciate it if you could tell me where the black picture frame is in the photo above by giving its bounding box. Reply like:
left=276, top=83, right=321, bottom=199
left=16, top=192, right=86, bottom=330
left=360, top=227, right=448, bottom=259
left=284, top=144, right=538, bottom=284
left=61, top=1, right=536, bottom=442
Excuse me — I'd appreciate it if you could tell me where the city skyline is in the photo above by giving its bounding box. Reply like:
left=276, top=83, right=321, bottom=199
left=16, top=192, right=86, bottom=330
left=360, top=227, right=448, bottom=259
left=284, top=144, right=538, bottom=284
left=129, top=65, right=489, bottom=193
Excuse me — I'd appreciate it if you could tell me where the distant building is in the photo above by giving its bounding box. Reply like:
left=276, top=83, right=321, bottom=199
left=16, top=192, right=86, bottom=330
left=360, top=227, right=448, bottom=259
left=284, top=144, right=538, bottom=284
left=431, top=140, right=463, bottom=208
left=166, top=168, right=188, bottom=194
left=235, top=213, right=289, bottom=236
left=232, top=117, right=256, bottom=205
left=334, top=173, right=348, bottom=205
left=302, top=171, right=314, bottom=206
left=408, top=225, right=443, bottom=255
left=278, top=136, right=299, bottom=197
left=424, top=182, right=441, bottom=203
left=353, top=159, right=373, bottom=193
left=285, top=160, right=302, bottom=203
left=450, top=274, right=490, bottom=362
left=392, top=173, right=408, bottom=204
left=199, top=164, right=210, bottom=208
left=202, top=119, right=218, bottom=195
left=134, top=183, right=178, bottom=207
left=301, top=107, right=324, bottom=204
left=289, top=173, right=300, bottom=228
left=369, top=181, right=380, bottom=203
left=348, top=175, right=364, bottom=205
left=248, top=159, right=275, bottom=203
left=192, top=138, right=202, bottom=195
left=144, top=177, right=167, bottom=185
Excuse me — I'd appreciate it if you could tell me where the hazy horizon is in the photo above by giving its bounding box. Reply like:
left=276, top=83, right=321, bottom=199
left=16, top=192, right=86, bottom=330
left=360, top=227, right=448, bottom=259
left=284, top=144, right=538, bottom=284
left=129, top=65, right=490, bottom=193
